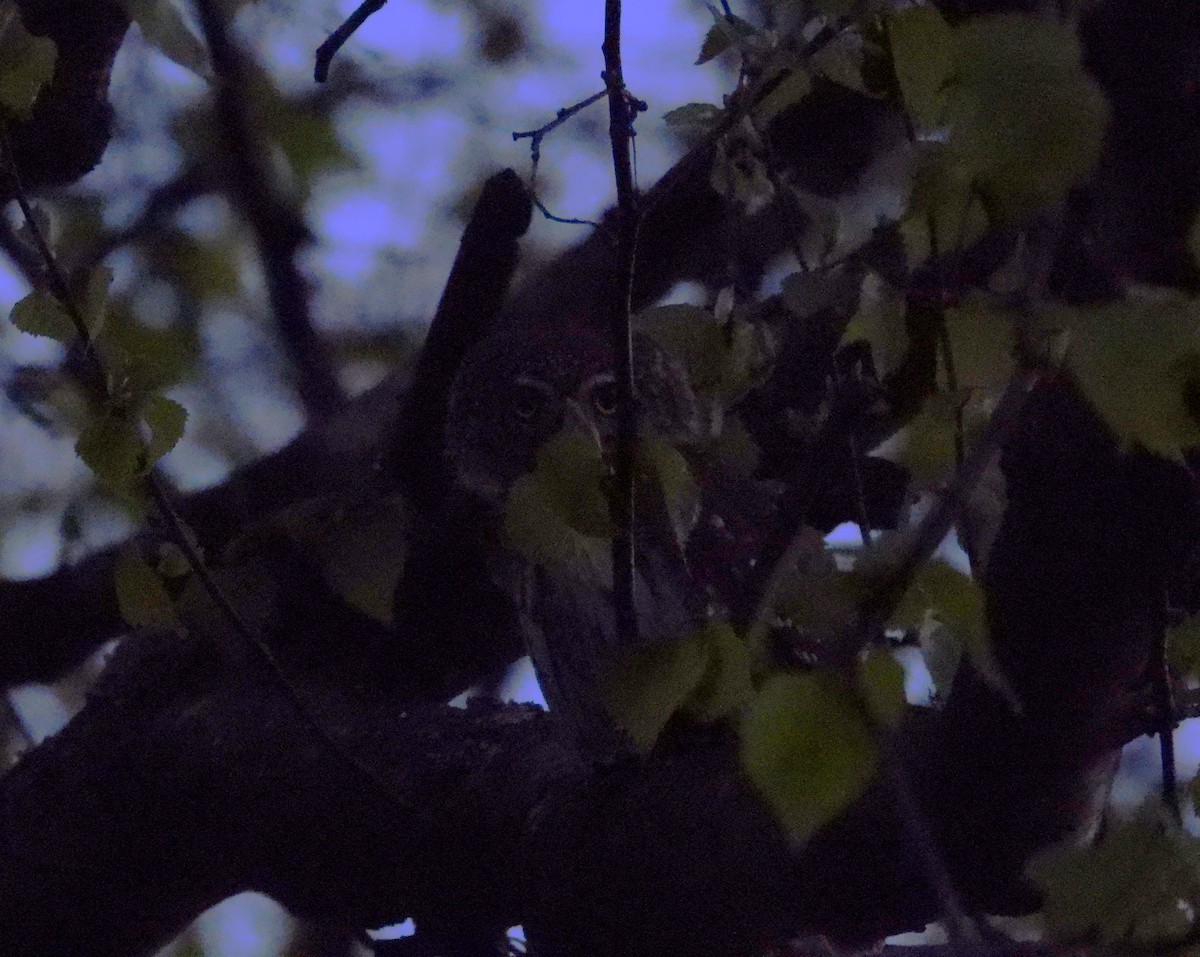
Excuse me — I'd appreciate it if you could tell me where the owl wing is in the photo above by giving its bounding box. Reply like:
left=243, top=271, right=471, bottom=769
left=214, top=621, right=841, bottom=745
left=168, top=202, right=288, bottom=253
left=506, top=508, right=709, bottom=755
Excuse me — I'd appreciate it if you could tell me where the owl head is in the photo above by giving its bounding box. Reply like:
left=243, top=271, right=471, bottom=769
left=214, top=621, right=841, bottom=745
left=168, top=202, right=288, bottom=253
left=444, top=324, right=703, bottom=505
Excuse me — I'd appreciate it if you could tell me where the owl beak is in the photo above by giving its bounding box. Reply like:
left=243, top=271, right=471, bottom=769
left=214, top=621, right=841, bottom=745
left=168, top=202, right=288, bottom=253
left=562, top=399, right=608, bottom=459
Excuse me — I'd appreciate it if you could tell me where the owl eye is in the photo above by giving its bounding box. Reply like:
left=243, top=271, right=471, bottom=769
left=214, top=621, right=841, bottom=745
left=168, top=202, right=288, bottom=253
left=513, top=383, right=545, bottom=421
left=591, top=381, right=619, bottom=417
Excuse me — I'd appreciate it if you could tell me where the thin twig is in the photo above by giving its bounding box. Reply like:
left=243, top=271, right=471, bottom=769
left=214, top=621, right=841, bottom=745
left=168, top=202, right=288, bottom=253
left=602, top=0, right=640, bottom=646
left=314, top=0, right=387, bottom=82
left=513, top=89, right=608, bottom=175
left=874, top=719, right=982, bottom=944
left=513, top=90, right=612, bottom=229
left=194, top=0, right=344, bottom=420
left=529, top=194, right=601, bottom=229
left=1155, top=595, right=1182, bottom=824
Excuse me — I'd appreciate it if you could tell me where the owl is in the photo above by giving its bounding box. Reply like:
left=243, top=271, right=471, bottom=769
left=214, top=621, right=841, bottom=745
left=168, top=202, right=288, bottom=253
left=444, top=323, right=709, bottom=752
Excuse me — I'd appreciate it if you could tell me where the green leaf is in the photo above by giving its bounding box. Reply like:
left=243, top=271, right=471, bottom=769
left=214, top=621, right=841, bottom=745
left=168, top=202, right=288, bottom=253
left=684, top=620, right=755, bottom=724
left=696, top=12, right=758, bottom=64
left=503, top=433, right=613, bottom=580
left=840, top=272, right=908, bottom=376
left=605, top=621, right=752, bottom=751
left=98, top=305, right=195, bottom=398
left=887, top=5, right=953, bottom=129
left=0, top=3, right=57, bottom=118
left=1028, top=815, right=1200, bottom=945
left=741, top=671, right=878, bottom=844
left=1053, top=292, right=1200, bottom=458
left=1167, top=615, right=1200, bottom=680
left=896, top=391, right=960, bottom=486
left=115, top=548, right=179, bottom=628
left=809, top=28, right=866, bottom=93
left=944, top=14, right=1109, bottom=220
left=755, top=69, right=813, bottom=125
left=856, top=650, right=906, bottom=726
left=156, top=542, right=193, bottom=580
left=636, top=436, right=699, bottom=548
left=604, top=628, right=712, bottom=751
left=122, top=0, right=208, bottom=77
left=891, top=558, right=1012, bottom=704
left=773, top=529, right=863, bottom=643
left=636, top=304, right=771, bottom=404
left=899, top=147, right=989, bottom=266
left=10, top=290, right=76, bottom=343
left=706, top=413, right=761, bottom=476
left=141, top=395, right=187, bottom=465
left=77, top=415, right=143, bottom=491
left=663, top=102, right=723, bottom=140
left=942, top=299, right=1015, bottom=392
left=81, top=266, right=114, bottom=339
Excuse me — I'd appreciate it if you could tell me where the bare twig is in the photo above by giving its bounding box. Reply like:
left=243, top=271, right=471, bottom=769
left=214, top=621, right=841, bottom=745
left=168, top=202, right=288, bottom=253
left=1154, top=600, right=1183, bottom=824
left=513, top=91, right=610, bottom=228
left=873, top=718, right=982, bottom=945
left=514, top=90, right=607, bottom=176
left=193, top=0, right=344, bottom=420
left=314, top=0, right=387, bottom=82
left=602, top=0, right=641, bottom=647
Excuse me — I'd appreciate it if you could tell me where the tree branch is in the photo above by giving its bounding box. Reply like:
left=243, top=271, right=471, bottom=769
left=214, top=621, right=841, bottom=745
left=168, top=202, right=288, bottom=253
left=192, top=0, right=344, bottom=420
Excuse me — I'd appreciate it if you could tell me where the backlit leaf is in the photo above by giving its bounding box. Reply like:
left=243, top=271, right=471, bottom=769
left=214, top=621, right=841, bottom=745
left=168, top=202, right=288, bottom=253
left=604, top=626, right=712, bottom=751
left=684, top=620, right=755, bottom=724
left=10, top=290, right=76, bottom=343
left=756, top=69, right=813, bottom=125
left=141, top=395, right=187, bottom=465
left=122, top=0, right=208, bottom=76
left=1167, top=615, right=1200, bottom=680
left=504, top=433, right=613, bottom=580
left=81, top=266, right=114, bottom=339
left=945, top=15, right=1108, bottom=219
left=696, top=11, right=758, bottom=64
left=77, top=415, right=143, bottom=491
left=636, top=304, right=772, bottom=404
left=1052, top=292, right=1200, bottom=458
left=0, top=3, right=56, bottom=117
left=887, top=5, right=953, bottom=129
left=741, top=671, right=878, bottom=844
left=1029, top=814, right=1200, bottom=945
left=942, top=300, right=1014, bottom=393
left=856, top=649, right=906, bottom=726
left=891, top=558, right=1011, bottom=704
left=604, top=620, right=754, bottom=752
left=115, top=548, right=179, bottom=628
left=664, top=102, right=723, bottom=145
left=840, top=272, right=908, bottom=377
left=636, top=436, right=699, bottom=548
left=896, top=391, right=960, bottom=486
